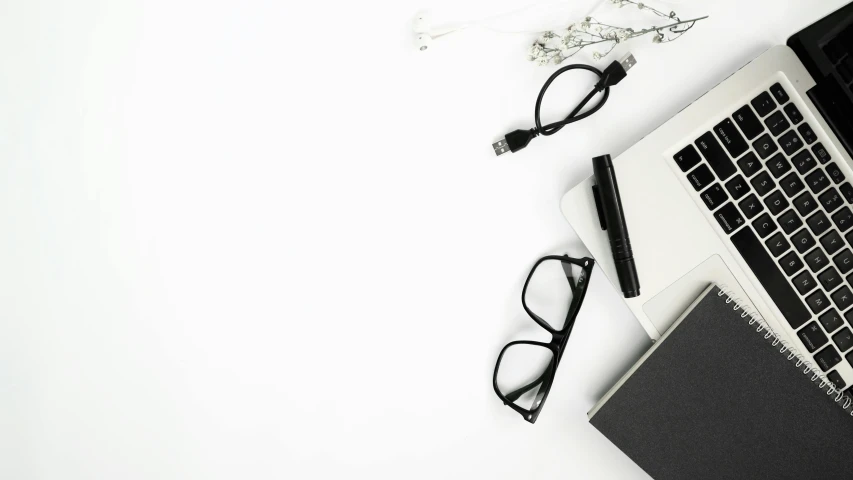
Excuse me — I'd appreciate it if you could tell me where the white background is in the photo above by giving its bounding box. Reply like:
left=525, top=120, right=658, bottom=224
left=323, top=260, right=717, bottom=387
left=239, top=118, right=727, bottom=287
left=0, top=0, right=848, bottom=478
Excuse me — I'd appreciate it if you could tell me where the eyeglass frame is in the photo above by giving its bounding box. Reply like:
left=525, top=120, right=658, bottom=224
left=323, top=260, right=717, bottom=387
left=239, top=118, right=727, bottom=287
left=492, top=254, right=595, bottom=424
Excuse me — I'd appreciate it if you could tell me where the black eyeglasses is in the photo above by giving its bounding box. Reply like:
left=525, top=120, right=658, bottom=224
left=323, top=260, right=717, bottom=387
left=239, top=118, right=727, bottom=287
left=493, top=254, right=595, bottom=423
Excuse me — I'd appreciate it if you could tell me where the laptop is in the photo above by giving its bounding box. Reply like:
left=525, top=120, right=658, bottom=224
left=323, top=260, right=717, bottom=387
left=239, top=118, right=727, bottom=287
left=561, top=2, right=853, bottom=389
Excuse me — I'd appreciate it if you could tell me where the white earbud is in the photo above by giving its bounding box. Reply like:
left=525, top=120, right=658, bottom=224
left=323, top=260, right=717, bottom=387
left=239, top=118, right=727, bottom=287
left=412, top=11, right=463, bottom=51
left=413, top=12, right=437, bottom=51
left=413, top=11, right=430, bottom=34
left=412, top=6, right=553, bottom=52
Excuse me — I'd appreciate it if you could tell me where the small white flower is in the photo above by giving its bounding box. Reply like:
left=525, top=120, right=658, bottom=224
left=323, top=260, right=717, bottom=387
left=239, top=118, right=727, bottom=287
left=552, top=54, right=563, bottom=64
left=530, top=44, right=544, bottom=57
left=637, top=2, right=644, bottom=9
left=537, top=57, right=549, bottom=66
left=592, top=51, right=602, bottom=60
left=652, top=32, right=664, bottom=43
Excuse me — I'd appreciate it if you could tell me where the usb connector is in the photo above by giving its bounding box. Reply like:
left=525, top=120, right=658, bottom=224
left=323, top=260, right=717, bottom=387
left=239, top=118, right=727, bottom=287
left=492, top=139, right=509, bottom=156
left=493, top=130, right=537, bottom=156
left=619, top=53, right=637, bottom=73
left=492, top=53, right=637, bottom=156
left=595, top=52, right=636, bottom=90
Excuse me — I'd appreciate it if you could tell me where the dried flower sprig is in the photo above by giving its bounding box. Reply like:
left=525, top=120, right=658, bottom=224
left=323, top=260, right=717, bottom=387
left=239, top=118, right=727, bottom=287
left=528, top=0, right=708, bottom=65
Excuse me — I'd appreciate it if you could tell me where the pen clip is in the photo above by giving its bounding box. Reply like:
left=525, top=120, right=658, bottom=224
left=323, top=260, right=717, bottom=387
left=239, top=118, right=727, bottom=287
left=592, top=184, right=607, bottom=231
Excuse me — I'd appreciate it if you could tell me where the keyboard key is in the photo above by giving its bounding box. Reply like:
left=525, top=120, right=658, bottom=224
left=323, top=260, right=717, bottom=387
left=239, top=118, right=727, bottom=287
left=764, top=190, right=789, bottom=215
left=752, top=213, right=777, bottom=238
left=834, top=327, right=853, bottom=352
left=714, top=118, right=748, bottom=158
left=700, top=184, right=728, bottom=210
left=733, top=104, right=764, bottom=140
left=815, top=345, right=842, bottom=371
left=820, top=309, right=845, bottom=332
left=841, top=183, right=853, bottom=204
left=780, top=173, right=805, bottom=197
left=813, top=142, right=831, bottom=164
left=687, top=164, right=715, bottom=191
left=780, top=251, right=804, bottom=276
left=737, top=152, right=762, bottom=178
left=798, top=122, right=817, bottom=144
left=805, top=247, right=829, bottom=271
left=819, top=267, right=844, bottom=291
left=730, top=227, right=810, bottom=328
left=696, top=132, right=737, bottom=180
left=827, top=370, right=847, bottom=390
left=751, top=91, right=776, bottom=117
left=845, top=230, right=853, bottom=251
left=770, top=83, right=789, bottom=104
left=821, top=230, right=845, bottom=255
left=737, top=193, right=763, bottom=219
left=819, top=188, right=843, bottom=213
left=778, top=209, right=804, bottom=234
left=793, top=192, right=818, bottom=216
left=807, top=211, right=832, bottom=236
left=766, top=154, right=791, bottom=178
left=832, top=207, right=853, bottom=232
left=724, top=174, right=750, bottom=200
left=674, top=145, right=702, bottom=172
left=792, top=228, right=816, bottom=253
left=791, top=150, right=817, bottom=175
left=806, top=289, right=831, bottom=314
left=779, top=130, right=804, bottom=155
left=765, top=232, right=791, bottom=257
left=827, top=163, right=845, bottom=184
left=764, top=111, right=790, bottom=136
left=793, top=270, right=818, bottom=295
left=805, top=169, right=831, bottom=194
left=834, top=248, right=853, bottom=274
left=832, top=285, right=853, bottom=311
left=750, top=171, right=776, bottom=196
left=784, top=103, right=803, bottom=124
left=713, top=202, right=745, bottom=234
left=752, top=134, right=779, bottom=159
left=798, top=321, right=829, bottom=352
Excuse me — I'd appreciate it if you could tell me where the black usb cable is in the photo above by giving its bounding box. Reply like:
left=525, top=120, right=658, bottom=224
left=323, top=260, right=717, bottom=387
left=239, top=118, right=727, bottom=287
left=493, top=53, right=637, bottom=156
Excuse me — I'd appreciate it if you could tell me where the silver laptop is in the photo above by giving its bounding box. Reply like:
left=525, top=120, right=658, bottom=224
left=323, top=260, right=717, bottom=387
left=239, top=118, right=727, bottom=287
left=562, top=2, right=853, bottom=389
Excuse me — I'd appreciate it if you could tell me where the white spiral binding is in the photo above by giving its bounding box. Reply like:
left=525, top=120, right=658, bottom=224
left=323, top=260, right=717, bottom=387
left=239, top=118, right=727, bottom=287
left=716, top=286, right=853, bottom=413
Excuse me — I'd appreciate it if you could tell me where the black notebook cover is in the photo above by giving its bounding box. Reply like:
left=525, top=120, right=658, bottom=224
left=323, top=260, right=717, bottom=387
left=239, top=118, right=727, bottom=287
left=589, top=285, right=853, bottom=480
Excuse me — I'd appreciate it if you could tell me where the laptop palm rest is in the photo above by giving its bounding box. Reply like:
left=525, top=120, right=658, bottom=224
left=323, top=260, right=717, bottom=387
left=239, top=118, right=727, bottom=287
left=643, top=255, right=748, bottom=336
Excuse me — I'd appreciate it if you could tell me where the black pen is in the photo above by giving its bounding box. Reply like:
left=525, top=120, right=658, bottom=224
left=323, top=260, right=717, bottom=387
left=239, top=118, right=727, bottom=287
left=591, top=154, right=641, bottom=298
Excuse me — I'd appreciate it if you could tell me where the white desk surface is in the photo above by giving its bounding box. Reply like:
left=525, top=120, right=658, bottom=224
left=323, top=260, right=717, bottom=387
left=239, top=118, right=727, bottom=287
left=1, top=0, right=848, bottom=478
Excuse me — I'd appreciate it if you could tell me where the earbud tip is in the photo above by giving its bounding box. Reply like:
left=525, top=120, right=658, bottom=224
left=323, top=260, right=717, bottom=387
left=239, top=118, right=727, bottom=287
left=415, top=33, right=432, bottom=51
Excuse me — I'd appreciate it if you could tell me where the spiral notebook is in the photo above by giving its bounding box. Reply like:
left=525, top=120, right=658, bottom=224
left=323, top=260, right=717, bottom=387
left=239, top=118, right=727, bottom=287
left=589, top=284, right=853, bottom=480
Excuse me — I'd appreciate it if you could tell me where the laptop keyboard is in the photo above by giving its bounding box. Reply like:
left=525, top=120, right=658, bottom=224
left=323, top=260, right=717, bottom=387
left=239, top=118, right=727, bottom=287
left=823, top=24, right=853, bottom=89
left=673, top=82, right=853, bottom=390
